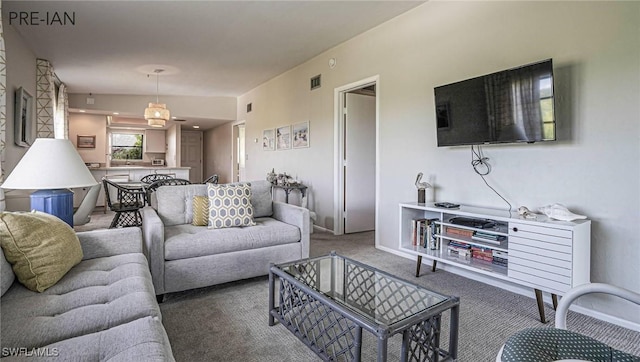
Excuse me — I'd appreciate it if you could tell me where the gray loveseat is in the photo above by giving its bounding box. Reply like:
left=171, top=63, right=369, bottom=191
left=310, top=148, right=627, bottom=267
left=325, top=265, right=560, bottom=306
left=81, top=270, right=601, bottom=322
left=0, top=228, right=174, bottom=361
left=141, top=180, right=310, bottom=299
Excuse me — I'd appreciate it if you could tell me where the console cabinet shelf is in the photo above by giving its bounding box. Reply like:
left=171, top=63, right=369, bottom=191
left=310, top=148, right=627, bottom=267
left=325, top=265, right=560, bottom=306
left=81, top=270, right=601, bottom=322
left=399, top=202, right=591, bottom=322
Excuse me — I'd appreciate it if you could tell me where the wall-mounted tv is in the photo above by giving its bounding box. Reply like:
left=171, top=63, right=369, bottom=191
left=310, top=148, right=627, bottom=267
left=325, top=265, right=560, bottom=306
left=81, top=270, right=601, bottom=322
left=435, top=59, right=556, bottom=147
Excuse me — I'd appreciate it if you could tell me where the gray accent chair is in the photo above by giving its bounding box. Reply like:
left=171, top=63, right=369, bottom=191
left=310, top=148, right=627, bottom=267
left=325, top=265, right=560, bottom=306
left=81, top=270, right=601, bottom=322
left=0, top=228, right=174, bottom=361
left=141, top=180, right=310, bottom=300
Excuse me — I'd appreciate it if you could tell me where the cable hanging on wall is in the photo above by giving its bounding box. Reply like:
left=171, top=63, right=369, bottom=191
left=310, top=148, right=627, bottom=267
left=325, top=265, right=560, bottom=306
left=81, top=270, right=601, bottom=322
left=470, top=145, right=512, bottom=216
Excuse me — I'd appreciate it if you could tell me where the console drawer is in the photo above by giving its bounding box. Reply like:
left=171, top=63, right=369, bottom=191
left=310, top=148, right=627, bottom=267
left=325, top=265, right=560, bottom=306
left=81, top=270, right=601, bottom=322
left=509, top=224, right=572, bottom=247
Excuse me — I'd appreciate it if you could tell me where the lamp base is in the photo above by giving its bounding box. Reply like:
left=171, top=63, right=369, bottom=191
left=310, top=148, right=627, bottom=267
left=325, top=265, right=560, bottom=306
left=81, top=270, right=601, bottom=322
left=30, top=189, right=74, bottom=227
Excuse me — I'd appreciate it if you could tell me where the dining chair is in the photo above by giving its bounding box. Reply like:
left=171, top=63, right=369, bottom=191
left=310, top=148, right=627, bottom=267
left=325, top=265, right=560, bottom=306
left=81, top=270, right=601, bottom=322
left=140, top=173, right=175, bottom=184
left=102, top=177, right=146, bottom=228
left=203, top=174, right=219, bottom=184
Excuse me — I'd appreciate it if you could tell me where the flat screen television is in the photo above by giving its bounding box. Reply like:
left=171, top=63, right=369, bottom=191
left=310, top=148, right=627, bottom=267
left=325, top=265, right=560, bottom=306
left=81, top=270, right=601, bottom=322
left=434, top=59, right=556, bottom=147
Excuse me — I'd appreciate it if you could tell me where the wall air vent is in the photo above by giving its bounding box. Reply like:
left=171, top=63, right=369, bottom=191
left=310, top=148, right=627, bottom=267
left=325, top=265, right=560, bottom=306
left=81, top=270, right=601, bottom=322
left=247, top=103, right=252, bottom=113
left=310, top=75, right=321, bottom=90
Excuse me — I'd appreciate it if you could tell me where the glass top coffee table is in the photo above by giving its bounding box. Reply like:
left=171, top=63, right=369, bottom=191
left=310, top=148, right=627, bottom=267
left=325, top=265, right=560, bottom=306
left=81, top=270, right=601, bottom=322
left=269, top=252, right=459, bottom=361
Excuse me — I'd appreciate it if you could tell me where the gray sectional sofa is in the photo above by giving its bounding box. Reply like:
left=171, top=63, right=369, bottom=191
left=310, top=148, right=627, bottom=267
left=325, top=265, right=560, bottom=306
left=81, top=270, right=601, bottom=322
left=141, top=180, right=310, bottom=298
left=0, top=228, right=174, bottom=361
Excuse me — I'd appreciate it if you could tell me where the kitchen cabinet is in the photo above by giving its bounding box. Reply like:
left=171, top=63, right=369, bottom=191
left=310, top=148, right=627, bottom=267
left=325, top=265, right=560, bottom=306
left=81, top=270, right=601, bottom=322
left=144, top=129, right=166, bottom=153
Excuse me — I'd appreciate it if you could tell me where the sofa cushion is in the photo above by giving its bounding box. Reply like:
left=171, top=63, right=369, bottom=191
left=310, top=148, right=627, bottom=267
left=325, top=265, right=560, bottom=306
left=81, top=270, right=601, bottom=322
left=0, top=211, right=83, bottom=292
left=0, top=253, right=161, bottom=349
left=157, top=184, right=208, bottom=226
left=207, top=183, right=256, bottom=229
left=21, top=317, right=174, bottom=362
left=164, top=217, right=301, bottom=261
left=156, top=182, right=274, bottom=226
left=249, top=180, right=273, bottom=218
left=192, top=196, right=209, bottom=226
left=1, top=248, right=14, bottom=297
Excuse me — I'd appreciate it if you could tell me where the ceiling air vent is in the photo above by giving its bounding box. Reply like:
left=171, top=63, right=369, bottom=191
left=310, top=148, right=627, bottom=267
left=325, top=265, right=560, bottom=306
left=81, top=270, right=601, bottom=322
left=246, top=103, right=252, bottom=113
left=310, top=75, right=321, bottom=90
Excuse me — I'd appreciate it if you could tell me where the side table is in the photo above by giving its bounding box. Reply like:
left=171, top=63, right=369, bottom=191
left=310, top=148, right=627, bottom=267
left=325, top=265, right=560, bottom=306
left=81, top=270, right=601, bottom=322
left=272, top=183, right=307, bottom=204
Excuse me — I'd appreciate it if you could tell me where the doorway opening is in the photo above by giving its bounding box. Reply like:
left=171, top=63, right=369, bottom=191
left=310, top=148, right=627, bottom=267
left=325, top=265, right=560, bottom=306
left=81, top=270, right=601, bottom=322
left=334, top=76, right=379, bottom=242
left=231, top=122, right=246, bottom=182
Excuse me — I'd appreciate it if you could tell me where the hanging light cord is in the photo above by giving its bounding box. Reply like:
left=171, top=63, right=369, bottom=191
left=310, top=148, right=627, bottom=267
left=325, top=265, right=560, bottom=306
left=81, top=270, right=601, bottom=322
left=154, top=69, right=162, bottom=103
left=471, top=145, right=512, bottom=216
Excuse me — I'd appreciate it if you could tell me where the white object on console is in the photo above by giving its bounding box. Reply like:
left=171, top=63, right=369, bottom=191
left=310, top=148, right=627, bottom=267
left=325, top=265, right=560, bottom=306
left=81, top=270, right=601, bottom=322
left=537, top=203, right=586, bottom=221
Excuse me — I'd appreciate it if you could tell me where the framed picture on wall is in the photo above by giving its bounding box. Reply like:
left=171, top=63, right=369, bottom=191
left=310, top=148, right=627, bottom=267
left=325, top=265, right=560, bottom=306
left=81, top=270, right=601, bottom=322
left=77, top=135, right=96, bottom=149
left=276, top=125, right=291, bottom=150
left=14, top=87, right=34, bottom=147
left=292, top=121, right=309, bottom=148
left=262, top=129, right=275, bottom=151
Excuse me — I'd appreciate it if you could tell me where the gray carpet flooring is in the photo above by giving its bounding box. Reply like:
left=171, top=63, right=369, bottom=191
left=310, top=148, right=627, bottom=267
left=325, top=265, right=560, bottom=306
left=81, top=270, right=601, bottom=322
left=77, top=211, right=640, bottom=361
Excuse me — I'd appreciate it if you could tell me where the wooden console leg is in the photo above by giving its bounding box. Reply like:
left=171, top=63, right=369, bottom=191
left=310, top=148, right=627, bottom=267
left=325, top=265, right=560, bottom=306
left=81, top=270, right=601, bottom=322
left=552, top=294, right=558, bottom=310
left=415, top=256, right=422, bottom=277
left=432, top=260, right=437, bottom=272
left=534, top=289, right=546, bottom=323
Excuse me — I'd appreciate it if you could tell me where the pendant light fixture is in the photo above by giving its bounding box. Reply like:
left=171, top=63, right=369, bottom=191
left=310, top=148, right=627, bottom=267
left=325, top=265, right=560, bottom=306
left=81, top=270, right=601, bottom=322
left=144, top=69, right=170, bottom=128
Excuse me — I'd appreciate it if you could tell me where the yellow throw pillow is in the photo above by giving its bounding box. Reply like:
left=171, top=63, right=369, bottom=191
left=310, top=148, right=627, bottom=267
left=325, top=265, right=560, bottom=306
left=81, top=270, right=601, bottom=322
left=192, top=196, right=209, bottom=226
left=207, top=183, right=256, bottom=229
left=0, top=211, right=83, bottom=292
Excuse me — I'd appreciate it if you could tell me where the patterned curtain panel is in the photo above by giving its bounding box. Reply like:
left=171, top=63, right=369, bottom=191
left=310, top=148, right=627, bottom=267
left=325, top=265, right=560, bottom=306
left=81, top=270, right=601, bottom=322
left=36, top=59, right=55, bottom=138
left=54, top=83, right=69, bottom=139
left=0, top=1, right=6, bottom=211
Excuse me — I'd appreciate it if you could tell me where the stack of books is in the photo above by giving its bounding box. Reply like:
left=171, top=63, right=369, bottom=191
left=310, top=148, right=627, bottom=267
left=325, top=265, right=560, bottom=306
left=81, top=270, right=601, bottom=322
left=471, top=246, right=493, bottom=262
left=411, top=218, right=440, bottom=249
left=492, top=250, right=508, bottom=267
left=445, top=226, right=474, bottom=238
left=447, top=241, right=471, bottom=259
left=471, top=231, right=506, bottom=245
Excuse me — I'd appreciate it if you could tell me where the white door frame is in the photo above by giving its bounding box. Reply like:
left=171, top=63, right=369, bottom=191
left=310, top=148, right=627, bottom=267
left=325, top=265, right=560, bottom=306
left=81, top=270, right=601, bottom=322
left=231, top=120, right=246, bottom=182
left=333, top=75, right=380, bottom=237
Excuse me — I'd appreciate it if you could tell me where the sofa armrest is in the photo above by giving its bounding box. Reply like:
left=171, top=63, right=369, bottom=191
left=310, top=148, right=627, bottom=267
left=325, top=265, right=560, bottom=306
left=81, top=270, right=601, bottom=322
left=77, top=228, right=143, bottom=260
left=141, top=206, right=166, bottom=295
left=272, top=201, right=310, bottom=258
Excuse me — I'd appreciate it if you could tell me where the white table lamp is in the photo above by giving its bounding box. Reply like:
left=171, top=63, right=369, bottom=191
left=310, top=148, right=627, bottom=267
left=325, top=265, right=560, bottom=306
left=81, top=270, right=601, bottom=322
left=1, top=138, right=98, bottom=226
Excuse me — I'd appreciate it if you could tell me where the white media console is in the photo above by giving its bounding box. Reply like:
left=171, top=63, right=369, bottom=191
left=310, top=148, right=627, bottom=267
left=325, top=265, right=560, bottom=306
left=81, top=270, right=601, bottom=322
left=399, top=202, right=591, bottom=322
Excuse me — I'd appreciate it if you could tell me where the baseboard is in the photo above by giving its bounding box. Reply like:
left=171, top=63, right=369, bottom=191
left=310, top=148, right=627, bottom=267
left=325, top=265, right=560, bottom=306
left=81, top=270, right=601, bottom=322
left=313, top=225, right=332, bottom=233
left=376, top=245, right=640, bottom=333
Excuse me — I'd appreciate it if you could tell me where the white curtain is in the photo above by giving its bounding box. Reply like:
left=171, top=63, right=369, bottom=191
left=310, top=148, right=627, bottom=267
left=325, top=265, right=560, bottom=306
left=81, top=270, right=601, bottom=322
left=0, top=0, right=6, bottom=211
left=54, top=83, right=69, bottom=139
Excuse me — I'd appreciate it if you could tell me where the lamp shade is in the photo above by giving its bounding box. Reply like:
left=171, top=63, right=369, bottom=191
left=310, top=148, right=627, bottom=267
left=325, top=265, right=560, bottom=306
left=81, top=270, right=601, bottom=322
left=1, top=138, right=98, bottom=190
left=144, top=102, right=169, bottom=127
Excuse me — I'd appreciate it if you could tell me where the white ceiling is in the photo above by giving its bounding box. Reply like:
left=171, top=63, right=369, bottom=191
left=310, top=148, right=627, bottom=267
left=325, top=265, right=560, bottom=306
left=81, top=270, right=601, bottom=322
left=4, top=0, right=424, bottom=98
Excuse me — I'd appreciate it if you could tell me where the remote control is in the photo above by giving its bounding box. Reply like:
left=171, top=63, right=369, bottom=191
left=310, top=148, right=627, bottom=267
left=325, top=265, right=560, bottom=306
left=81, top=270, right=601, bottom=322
left=434, top=202, right=460, bottom=208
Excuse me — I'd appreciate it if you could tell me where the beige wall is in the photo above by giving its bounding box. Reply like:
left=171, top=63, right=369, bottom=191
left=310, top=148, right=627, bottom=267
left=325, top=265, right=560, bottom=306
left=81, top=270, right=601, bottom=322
left=68, top=114, right=107, bottom=164
left=204, top=122, right=233, bottom=184
left=3, top=23, right=37, bottom=211
left=237, top=1, right=640, bottom=324
left=4, top=23, right=36, bottom=175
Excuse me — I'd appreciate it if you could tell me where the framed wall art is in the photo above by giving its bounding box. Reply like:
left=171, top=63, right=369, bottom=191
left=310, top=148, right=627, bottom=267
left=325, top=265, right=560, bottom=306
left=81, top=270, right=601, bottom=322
left=14, top=87, right=34, bottom=147
left=292, top=121, right=309, bottom=148
left=276, top=125, right=291, bottom=150
left=77, top=135, right=96, bottom=149
left=262, top=129, right=275, bottom=151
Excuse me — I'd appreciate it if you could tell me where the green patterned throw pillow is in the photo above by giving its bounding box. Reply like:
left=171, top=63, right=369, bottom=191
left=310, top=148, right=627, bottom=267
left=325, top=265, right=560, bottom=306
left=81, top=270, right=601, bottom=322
left=207, top=183, right=256, bottom=229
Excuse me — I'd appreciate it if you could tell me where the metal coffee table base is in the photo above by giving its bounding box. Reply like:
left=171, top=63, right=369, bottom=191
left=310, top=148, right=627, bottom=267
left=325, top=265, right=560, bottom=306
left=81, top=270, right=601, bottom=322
left=268, top=253, right=459, bottom=362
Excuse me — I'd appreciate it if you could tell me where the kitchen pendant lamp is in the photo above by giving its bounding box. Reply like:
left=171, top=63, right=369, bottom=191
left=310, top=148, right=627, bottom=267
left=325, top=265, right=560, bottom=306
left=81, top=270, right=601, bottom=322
left=144, top=69, right=170, bottom=127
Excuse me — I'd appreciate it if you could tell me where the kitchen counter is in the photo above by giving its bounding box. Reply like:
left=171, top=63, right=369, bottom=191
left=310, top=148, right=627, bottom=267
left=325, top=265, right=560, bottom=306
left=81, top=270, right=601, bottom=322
left=86, top=167, right=192, bottom=208
left=89, top=166, right=191, bottom=170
